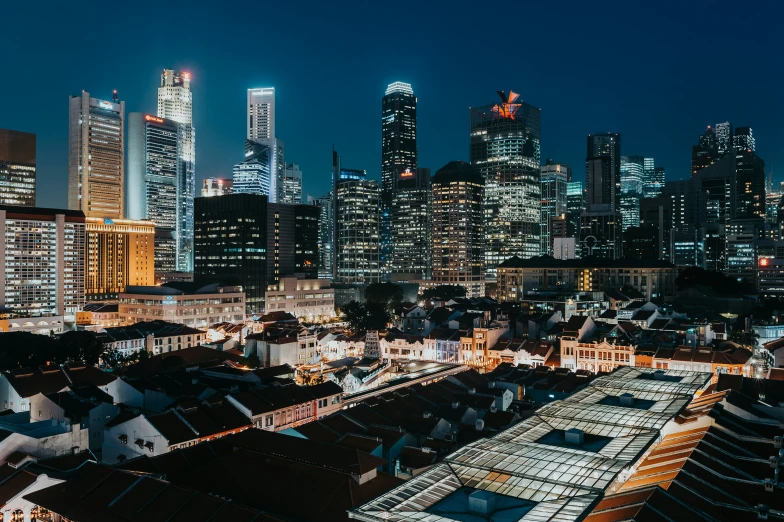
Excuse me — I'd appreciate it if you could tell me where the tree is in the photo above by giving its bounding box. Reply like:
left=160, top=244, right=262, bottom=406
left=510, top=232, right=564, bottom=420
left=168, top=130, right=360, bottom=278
left=421, top=285, right=467, bottom=302
left=59, top=330, right=103, bottom=365
left=0, top=332, right=64, bottom=371
left=340, top=301, right=391, bottom=332
left=365, top=282, right=404, bottom=309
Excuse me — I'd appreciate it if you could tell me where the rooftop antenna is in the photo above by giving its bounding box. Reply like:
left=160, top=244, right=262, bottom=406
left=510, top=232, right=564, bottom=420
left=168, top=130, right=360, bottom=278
left=112, top=90, right=118, bottom=103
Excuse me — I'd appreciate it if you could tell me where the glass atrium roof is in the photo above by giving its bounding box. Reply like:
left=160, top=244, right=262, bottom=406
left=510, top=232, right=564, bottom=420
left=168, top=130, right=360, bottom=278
left=349, top=366, right=712, bottom=522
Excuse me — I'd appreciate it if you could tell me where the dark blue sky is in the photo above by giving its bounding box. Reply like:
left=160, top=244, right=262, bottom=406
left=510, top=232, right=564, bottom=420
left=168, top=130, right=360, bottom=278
left=3, top=0, right=783, bottom=207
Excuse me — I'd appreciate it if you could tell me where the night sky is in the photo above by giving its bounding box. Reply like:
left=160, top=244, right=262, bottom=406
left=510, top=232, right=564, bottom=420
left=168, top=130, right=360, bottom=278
left=3, top=0, right=783, bottom=208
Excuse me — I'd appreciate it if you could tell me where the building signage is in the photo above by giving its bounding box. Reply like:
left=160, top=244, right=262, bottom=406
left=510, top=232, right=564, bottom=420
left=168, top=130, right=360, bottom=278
left=145, top=114, right=164, bottom=124
left=98, top=100, right=114, bottom=110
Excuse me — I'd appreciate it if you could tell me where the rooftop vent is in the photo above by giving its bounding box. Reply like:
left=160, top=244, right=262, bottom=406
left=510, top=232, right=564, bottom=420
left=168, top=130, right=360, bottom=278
left=452, top=401, right=460, bottom=409
left=468, top=490, right=496, bottom=516
left=619, top=393, right=634, bottom=407
left=475, top=419, right=485, bottom=432
left=423, top=412, right=432, bottom=419
left=565, top=428, right=585, bottom=445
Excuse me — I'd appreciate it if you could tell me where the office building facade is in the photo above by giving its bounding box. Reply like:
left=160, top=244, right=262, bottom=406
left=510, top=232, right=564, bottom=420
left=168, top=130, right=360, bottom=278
left=280, top=163, right=303, bottom=204
left=126, top=113, right=180, bottom=272
left=382, top=82, right=417, bottom=280
left=313, top=194, right=333, bottom=279
left=620, top=155, right=644, bottom=230
left=585, top=133, right=621, bottom=212
left=85, top=217, right=155, bottom=300
left=470, top=91, right=541, bottom=275
left=566, top=181, right=584, bottom=240
left=0, top=206, right=86, bottom=320
left=391, top=167, right=429, bottom=281
left=157, top=70, right=195, bottom=272
left=247, top=87, right=283, bottom=203
left=430, top=161, right=485, bottom=297
left=734, top=126, right=755, bottom=152
left=0, top=129, right=36, bottom=207
left=233, top=140, right=272, bottom=196
left=194, top=194, right=268, bottom=314
left=68, top=91, right=125, bottom=219
left=335, top=179, right=381, bottom=284
left=266, top=203, right=319, bottom=284
left=540, top=162, right=569, bottom=255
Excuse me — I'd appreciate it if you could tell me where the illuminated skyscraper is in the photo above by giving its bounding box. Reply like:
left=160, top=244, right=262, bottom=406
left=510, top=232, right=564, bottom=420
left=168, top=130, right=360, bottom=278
left=280, top=163, right=303, bottom=204
left=431, top=162, right=484, bottom=297
left=470, top=91, right=541, bottom=276
left=335, top=177, right=381, bottom=284
left=692, top=126, right=718, bottom=177
left=715, top=121, right=732, bottom=157
left=68, top=91, right=125, bottom=219
left=233, top=140, right=272, bottom=196
left=157, top=69, right=195, bottom=272
left=0, top=129, right=36, bottom=207
left=381, top=82, right=417, bottom=280
left=566, top=181, right=584, bottom=239
left=620, top=155, right=644, bottom=230
left=540, top=161, right=569, bottom=255
left=391, top=167, right=429, bottom=281
left=247, top=88, right=284, bottom=203
left=127, top=113, right=180, bottom=272
left=585, top=132, right=621, bottom=211
left=734, top=126, right=755, bottom=152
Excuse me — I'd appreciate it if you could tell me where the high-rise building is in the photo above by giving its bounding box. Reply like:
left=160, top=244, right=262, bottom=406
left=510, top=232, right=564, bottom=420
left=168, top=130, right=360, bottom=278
left=470, top=91, right=541, bottom=276
left=620, top=155, right=644, bottom=230
left=0, top=129, right=36, bottom=207
left=280, top=163, right=303, bottom=204
left=247, top=88, right=283, bottom=203
left=0, top=206, right=86, bottom=320
left=566, top=182, right=584, bottom=240
left=85, top=217, right=155, bottom=300
left=68, top=91, right=125, bottom=219
left=735, top=150, right=766, bottom=220
left=715, top=121, right=732, bottom=157
left=579, top=210, right=623, bottom=259
left=641, top=157, right=663, bottom=199
left=335, top=178, right=381, bottom=284
left=126, top=113, right=180, bottom=272
left=382, top=82, right=417, bottom=281
left=157, top=70, right=195, bottom=272
left=734, top=126, right=755, bottom=152
left=312, top=193, right=333, bottom=279
left=201, top=178, right=232, bottom=197
left=540, top=162, right=569, bottom=255
left=692, top=126, right=718, bottom=177
left=430, top=161, right=485, bottom=297
left=194, top=194, right=268, bottom=314
left=266, top=203, right=319, bottom=284
left=585, top=133, right=621, bottom=211
left=233, top=140, right=272, bottom=196
left=391, top=167, right=429, bottom=281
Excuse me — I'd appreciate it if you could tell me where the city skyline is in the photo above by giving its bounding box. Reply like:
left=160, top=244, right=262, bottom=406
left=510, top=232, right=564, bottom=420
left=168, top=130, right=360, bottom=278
left=3, top=1, right=782, bottom=209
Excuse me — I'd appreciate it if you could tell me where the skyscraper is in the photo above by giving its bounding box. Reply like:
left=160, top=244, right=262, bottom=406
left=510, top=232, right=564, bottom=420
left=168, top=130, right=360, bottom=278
left=735, top=150, right=766, bottom=220
left=266, top=203, right=319, bottom=284
left=642, top=157, right=662, bottom=199
left=470, top=91, right=541, bottom=276
left=280, top=163, right=303, bottom=204
left=620, top=155, right=644, bottom=230
left=566, top=181, right=584, bottom=240
left=0, top=206, right=86, bottom=320
left=381, top=82, right=417, bottom=280
left=233, top=140, right=272, bottom=196
left=391, top=167, right=429, bottom=281
left=585, top=133, right=621, bottom=211
left=247, top=87, right=283, bottom=203
left=0, top=129, right=36, bottom=207
left=335, top=178, right=381, bottom=284
left=540, top=162, right=569, bottom=255
left=430, top=161, right=485, bottom=297
left=715, top=121, right=732, bottom=157
left=157, top=69, right=195, bottom=272
left=126, top=113, right=180, bottom=272
left=194, top=194, right=268, bottom=314
left=692, top=126, right=718, bottom=177
left=313, top=194, right=333, bottom=278
left=734, top=126, right=755, bottom=152
left=68, top=91, right=125, bottom=219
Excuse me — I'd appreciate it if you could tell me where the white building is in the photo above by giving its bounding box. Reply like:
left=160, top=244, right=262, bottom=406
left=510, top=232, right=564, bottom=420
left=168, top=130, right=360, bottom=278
left=118, top=283, right=245, bottom=328
left=247, top=87, right=283, bottom=202
left=561, top=339, right=635, bottom=373
left=246, top=326, right=319, bottom=367
left=0, top=207, right=86, bottom=322
left=68, top=91, right=125, bottom=219
left=158, top=69, right=195, bottom=272
left=264, top=277, right=334, bottom=322
left=100, top=321, right=207, bottom=357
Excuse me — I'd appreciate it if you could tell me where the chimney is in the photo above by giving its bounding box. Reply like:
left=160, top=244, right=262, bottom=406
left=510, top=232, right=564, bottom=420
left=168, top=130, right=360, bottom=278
left=757, top=504, right=769, bottom=520
left=619, top=393, right=634, bottom=407
left=565, top=428, right=584, bottom=445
